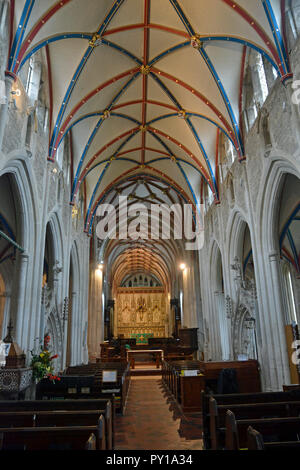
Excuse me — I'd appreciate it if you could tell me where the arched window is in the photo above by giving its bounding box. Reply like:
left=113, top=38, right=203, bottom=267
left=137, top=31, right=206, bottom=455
left=19, top=52, right=42, bottom=105
left=56, top=139, right=65, bottom=170
left=243, top=50, right=277, bottom=134
left=285, top=0, right=300, bottom=52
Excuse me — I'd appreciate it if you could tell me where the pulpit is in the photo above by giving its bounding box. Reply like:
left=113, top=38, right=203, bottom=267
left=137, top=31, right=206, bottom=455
left=0, top=323, right=33, bottom=400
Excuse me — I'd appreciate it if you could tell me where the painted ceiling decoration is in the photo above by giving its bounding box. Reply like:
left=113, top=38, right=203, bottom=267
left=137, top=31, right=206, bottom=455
left=7, top=1, right=292, bottom=222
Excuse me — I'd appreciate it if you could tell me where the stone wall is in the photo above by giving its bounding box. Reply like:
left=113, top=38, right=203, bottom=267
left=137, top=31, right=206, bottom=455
left=198, top=36, right=300, bottom=391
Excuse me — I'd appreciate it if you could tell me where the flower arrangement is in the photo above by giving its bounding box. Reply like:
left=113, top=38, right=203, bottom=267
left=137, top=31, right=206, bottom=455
left=30, top=335, right=61, bottom=383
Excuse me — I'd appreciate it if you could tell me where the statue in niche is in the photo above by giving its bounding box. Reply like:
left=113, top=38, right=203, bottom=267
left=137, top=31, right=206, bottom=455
left=122, top=302, right=131, bottom=323
left=136, top=297, right=147, bottom=323
left=153, top=304, right=161, bottom=323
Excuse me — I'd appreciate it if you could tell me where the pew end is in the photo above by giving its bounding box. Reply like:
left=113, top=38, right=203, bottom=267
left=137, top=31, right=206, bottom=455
left=85, top=433, right=97, bottom=450
left=225, top=410, right=239, bottom=451
left=247, top=426, right=264, bottom=450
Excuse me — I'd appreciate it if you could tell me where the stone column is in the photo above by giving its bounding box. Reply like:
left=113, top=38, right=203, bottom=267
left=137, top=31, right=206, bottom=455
left=13, top=253, right=29, bottom=347
left=0, top=72, right=14, bottom=150
left=215, top=291, right=230, bottom=360
left=62, top=296, right=69, bottom=370
left=213, top=291, right=223, bottom=361
left=39, top=286, right=47, bottom=350
left=0, top=291, right=11, bottom=338
left=268, top=251, right=291, bottom=385
left=225, top=295, right=234, bottom=360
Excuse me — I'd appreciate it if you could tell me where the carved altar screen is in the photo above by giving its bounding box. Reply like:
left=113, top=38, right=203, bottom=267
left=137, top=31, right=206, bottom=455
left=115, top=287, right=168, bottom=339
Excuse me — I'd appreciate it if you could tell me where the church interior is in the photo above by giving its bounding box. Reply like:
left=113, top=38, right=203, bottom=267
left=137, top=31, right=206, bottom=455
left=0, top=0, right=300, bottom=452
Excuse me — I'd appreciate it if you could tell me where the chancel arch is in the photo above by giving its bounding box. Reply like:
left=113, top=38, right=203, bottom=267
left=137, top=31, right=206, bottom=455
left=108, top=244, right=172, bottom=343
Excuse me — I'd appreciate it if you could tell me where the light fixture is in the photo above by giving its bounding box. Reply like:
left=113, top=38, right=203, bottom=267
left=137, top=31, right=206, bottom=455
left=98, top=262, right=104, bottom=271
left=180, top=263, right=186, bottom=271
left=11, top=89, right=21, bottom=97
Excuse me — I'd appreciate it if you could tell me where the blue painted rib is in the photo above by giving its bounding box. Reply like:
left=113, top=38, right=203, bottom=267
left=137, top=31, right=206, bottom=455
left=186, top=116, right=218, bottom=196
left=168, top=0, right=195, bottom=36
left=146, top=157, right=202, bottom=175
left=149, top=38, right=279, bottom=75
left=19, top=35, right=142, bottom=72
left=167, top=0, right=244, bottom=156
left=86, top=172, right=194, bottom=233
left=49, top=0, right=127, bottom=159
left=85, top=161, right=111, bottom=226
left=147, top=113, right=235, bottom=147
left=243, top=249, right=253, bottom=274
left=149, top=72, right=182, bottom=109
left=279, top=204, right=300, bottom=247
left=9, top=0, right=35, bottom=71
left=0, top=214, right=16, bottom=241
left=261, top=0, right=289, bottom=75
left=176, top=161, right=198, bottom=206
left=287, top=229, right=300, bottom=272
left=198, top=46, right=244, bottom=156
left=71, top=73, right=140, bottom=200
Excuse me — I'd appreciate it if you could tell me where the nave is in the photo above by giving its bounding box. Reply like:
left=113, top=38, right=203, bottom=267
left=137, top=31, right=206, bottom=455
left=0, top=0, right=300, bottom=453
left=115, top=376, right=203, bottom=451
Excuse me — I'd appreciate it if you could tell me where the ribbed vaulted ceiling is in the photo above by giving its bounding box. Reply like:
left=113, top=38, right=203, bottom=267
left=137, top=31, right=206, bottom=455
left=7, top=1, right=294, bottom=282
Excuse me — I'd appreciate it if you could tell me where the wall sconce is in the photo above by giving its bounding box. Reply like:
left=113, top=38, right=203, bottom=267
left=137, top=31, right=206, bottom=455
left=179, top=263, right=187, bottom=271
left=96, top=263, right=104, bottom=277
left=11, top=89, right=21, bottom=97
left=97, top=262, right=104, bottom=271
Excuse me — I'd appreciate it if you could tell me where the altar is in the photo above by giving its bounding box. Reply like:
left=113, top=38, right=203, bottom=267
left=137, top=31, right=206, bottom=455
left=127, top=349, right=164, bottom=369
left=114, top=287, right=169, bottom=339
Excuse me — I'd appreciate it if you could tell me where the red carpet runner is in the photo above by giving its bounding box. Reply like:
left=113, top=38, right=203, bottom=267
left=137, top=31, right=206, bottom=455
left=115, top=377, right=203, bottom=450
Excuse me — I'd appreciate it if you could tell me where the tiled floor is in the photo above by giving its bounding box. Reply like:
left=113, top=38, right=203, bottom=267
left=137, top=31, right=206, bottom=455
left=115, top=376, right=203, bottom=450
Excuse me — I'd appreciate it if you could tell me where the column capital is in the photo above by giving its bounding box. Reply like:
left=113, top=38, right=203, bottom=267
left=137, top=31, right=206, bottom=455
left=4, top=70, right=17, bottom=83
left=281, top=73, right=294, bottom=87
left=269, top=251, right=280, bottom=262
left=0, top=291, right=11, bottom=298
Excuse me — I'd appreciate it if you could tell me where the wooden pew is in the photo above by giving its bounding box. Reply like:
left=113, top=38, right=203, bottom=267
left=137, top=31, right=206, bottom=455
left=53, top=362, right=131, bottom=414
left=203, top=360, right=261, bottom=394
left=0, top=417, right=105, bottom=450
left=0, top=410, right=106, bottom=428
left=209, top=397, right=300, bottom=450
left=0, top=399, right=113, bottom=450
left=247, top=426, right=300, bottom=450
left=202, top=389, right=300, bottom=449
left=85, top=433, right=97, bottom=450
left=225, top=410, right=300, bottom=450
left=162, top=360, right=205, bottom=411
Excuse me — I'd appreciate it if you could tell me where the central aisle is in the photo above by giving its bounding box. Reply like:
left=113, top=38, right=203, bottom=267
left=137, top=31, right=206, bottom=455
left=115, top=377, right=203, bottom=450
